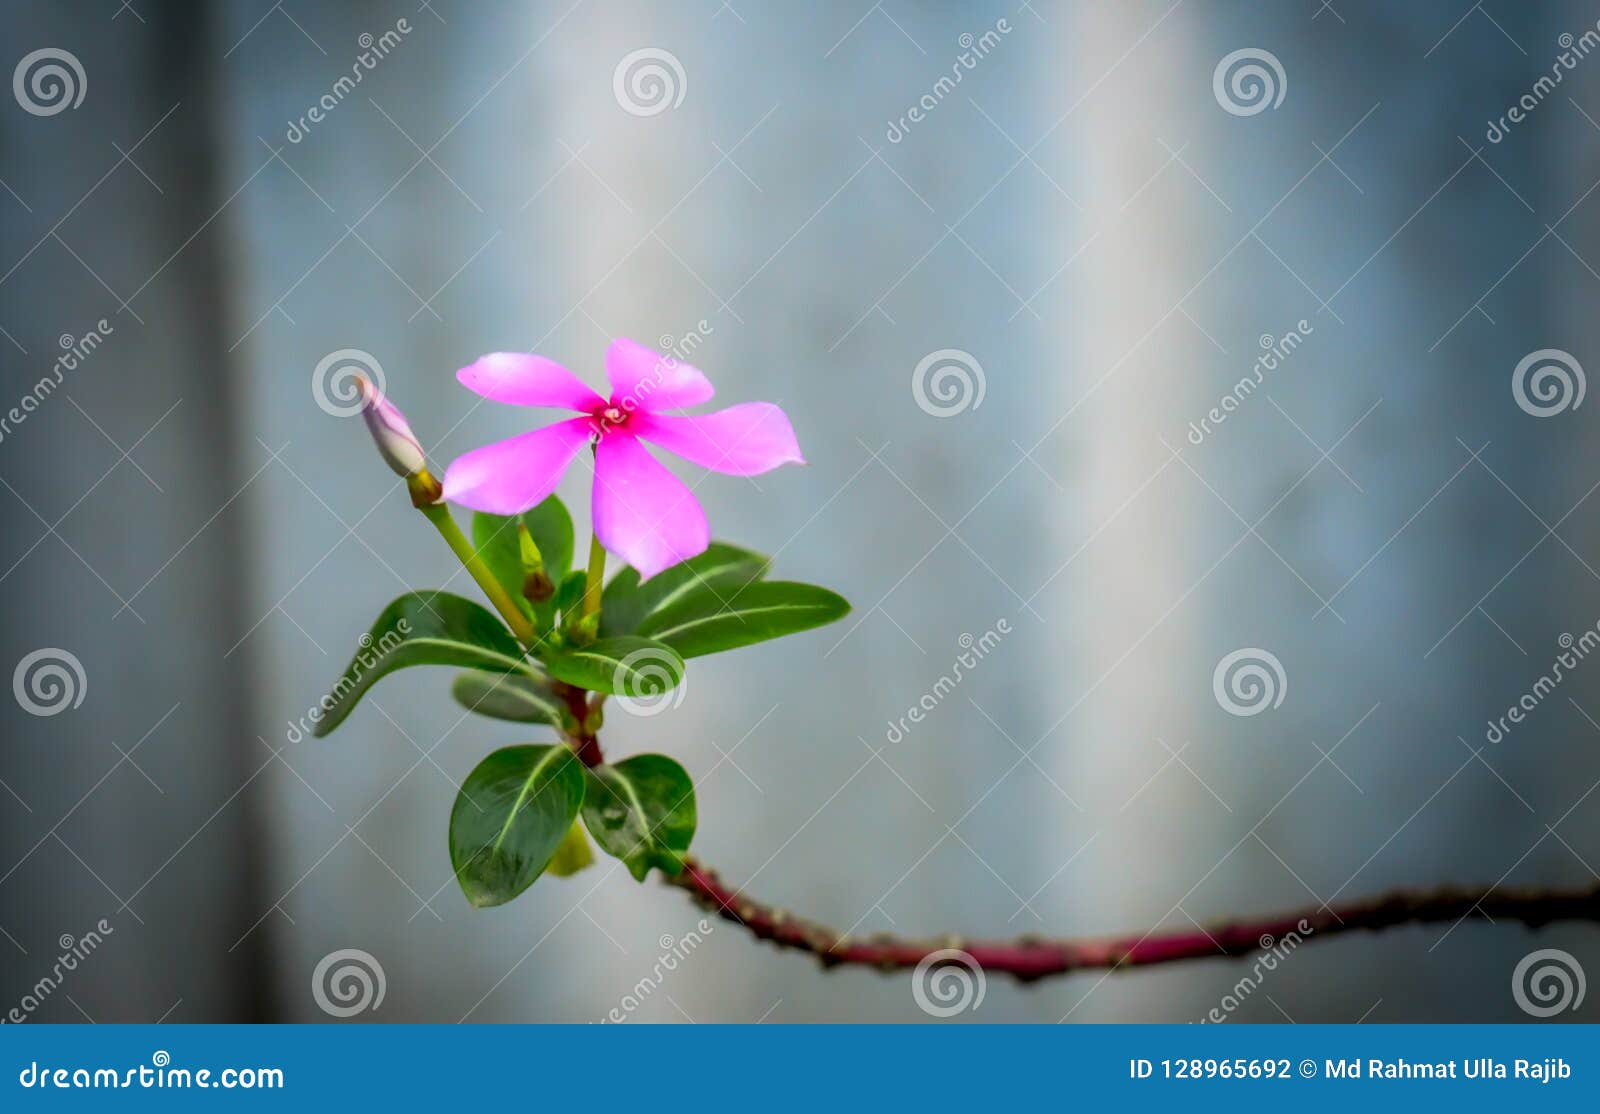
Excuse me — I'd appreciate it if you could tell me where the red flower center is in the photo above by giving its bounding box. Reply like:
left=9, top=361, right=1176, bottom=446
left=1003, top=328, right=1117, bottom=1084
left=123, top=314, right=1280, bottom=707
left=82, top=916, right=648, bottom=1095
left=590, top=404, right=629, bottom=440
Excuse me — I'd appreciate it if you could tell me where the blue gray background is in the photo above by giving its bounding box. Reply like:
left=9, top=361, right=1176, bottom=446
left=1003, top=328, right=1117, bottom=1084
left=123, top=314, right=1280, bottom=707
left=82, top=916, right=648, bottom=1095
left=1, top=0, right=1597, bottom=1022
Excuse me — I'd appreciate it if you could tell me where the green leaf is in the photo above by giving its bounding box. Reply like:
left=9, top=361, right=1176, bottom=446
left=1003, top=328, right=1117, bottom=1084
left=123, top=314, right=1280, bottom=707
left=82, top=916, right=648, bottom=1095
left=472, top=512, right=535, bottom=622
left=539, top=636, right=684, bottom=697
left=311, top=593, right=530, bottom=738
left=635, top=581, right=851, bottom=658
left=554, top=569, right=588, bottom=621
left=581, top=755, right=696, bottom=881
left=471, top=496, right=574, bottom=630
left=451, top=671, right=568, bottom=729
left=545, top=820, right=595, bottom=877
left=601, top=542, right=768, bottom=636
left=450, top=745, right=585, bottom=907
left=522, top=494, right=575, bottom=585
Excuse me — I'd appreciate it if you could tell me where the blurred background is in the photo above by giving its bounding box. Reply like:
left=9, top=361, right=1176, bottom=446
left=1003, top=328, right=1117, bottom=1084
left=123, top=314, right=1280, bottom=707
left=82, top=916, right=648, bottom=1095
left=3, top=0, right=1599, bottom=1023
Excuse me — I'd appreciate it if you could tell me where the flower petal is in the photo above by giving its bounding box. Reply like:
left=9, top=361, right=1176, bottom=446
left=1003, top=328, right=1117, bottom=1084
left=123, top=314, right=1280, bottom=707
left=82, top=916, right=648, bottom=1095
left=604, top=337, right=714, bottom=412
left=592, top=433, right=709, bottom=579
left=457, top=352, right=605, bottom=412
left=442, top=417, right=593, bottom=515
left=633, top=403, right=804, bottom=476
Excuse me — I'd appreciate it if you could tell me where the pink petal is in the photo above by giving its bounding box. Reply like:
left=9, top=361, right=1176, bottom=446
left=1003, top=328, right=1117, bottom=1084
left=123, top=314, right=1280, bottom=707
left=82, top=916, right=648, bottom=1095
left=442, top=417, right=593, bottom=515
left=632, top=403, right=804, bottom=476
left=604, top=337, right=714, bottom=412
left=457, top=352, right=605, bottom=412
left=592, top=433, right=709, bottom=579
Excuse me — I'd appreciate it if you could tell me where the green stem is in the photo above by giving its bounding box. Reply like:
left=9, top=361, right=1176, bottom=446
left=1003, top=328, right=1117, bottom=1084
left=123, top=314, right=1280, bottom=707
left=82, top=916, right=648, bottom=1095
left=420, top=501, right=540, bottom=648
left=581, top=532, right=606, bottom=626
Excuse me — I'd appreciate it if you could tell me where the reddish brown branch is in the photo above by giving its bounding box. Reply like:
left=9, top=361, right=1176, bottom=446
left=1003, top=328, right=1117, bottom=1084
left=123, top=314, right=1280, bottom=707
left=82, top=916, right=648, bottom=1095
left=556, top=683, right=604, bottom=768
left=667, top=856, right=1600, bottom=982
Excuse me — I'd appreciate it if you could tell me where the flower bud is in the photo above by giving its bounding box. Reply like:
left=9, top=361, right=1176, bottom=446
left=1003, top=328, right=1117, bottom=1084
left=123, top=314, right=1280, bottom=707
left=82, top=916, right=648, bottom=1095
left=523, top=569, right=555, bottom=603
left=357, top=376, right=427, bottom=479
left=517, top=523, right=553, bottom=601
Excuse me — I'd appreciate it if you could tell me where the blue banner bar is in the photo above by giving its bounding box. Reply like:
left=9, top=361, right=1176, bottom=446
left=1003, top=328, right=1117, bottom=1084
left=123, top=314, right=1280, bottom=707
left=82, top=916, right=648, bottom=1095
left=1, top=1024, right=1594, bottom=1109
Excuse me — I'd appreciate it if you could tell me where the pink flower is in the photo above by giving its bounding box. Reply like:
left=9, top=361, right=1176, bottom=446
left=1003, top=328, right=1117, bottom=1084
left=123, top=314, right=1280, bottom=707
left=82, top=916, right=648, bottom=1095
left=442, top=338, right=804, bottom=578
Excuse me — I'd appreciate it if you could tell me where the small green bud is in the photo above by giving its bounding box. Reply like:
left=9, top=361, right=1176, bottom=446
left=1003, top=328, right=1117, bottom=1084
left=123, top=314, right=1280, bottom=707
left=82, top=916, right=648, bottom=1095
left=516, top=523, right=552, bottom=601
left=544, top=821, right=594, bottom=877
left=571, top=611, right=600, bottom=644
left=517, top=523, right=543, bottom=569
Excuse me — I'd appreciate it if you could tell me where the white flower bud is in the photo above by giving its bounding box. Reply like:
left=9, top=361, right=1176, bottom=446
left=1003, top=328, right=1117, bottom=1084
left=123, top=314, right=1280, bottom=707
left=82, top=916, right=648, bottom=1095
left=357, top=376, right=426, bottom=478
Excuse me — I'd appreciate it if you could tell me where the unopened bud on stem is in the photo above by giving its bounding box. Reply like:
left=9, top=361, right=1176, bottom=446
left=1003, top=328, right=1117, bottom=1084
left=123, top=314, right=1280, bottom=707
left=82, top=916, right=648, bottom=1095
left=356, top=376, right=440, bottom=505
left=517, top=523, right=554, bottom=601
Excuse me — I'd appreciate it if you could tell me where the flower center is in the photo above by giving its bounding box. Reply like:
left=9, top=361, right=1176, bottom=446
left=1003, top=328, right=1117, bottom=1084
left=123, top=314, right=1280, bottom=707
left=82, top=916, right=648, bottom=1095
left=590, top=404, right=629, bottom=441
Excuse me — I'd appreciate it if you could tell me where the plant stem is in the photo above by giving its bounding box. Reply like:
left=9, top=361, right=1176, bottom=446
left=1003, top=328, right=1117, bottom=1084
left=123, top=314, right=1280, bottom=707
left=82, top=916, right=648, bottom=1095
left=558, top=683, right=604, bottom=767
left=667, top=858, right=1600, bottom=983
left=581, top=532, right=606, bottom=626
left=419, top=502, right=540, bottom=648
